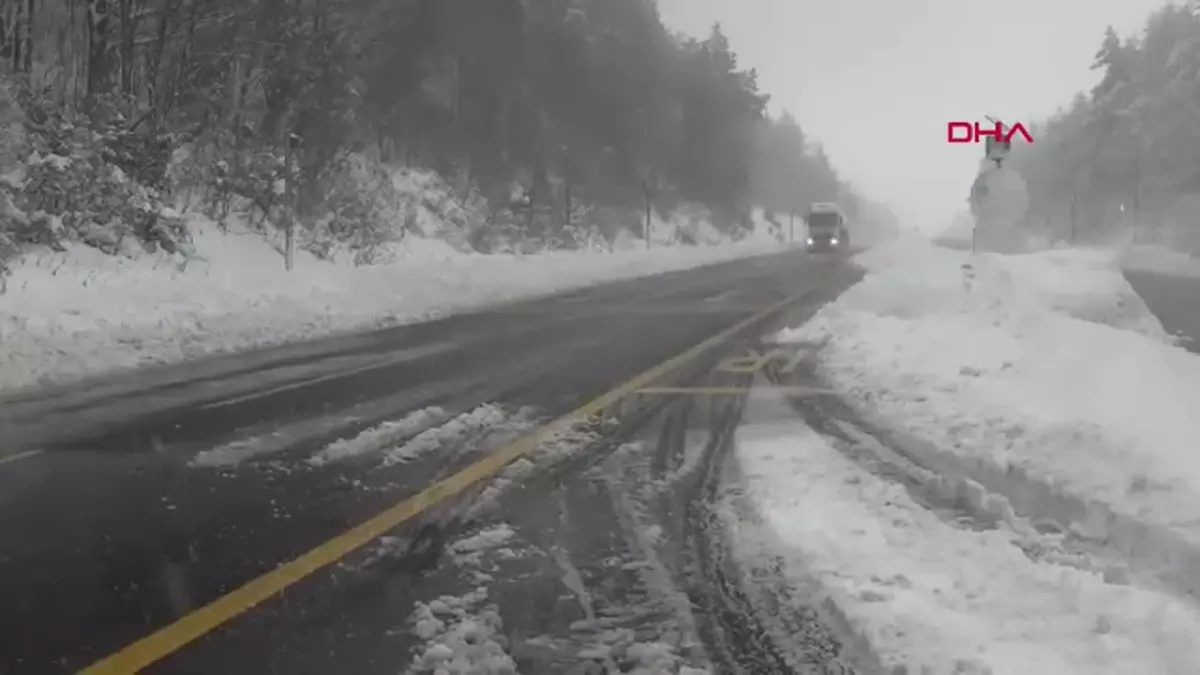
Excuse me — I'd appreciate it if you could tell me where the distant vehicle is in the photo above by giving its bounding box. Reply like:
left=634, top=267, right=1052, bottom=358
left=804, top=202, right=849, bottom=252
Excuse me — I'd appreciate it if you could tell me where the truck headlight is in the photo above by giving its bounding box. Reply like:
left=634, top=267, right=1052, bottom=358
left=806, top=237, right=814, bottom=244
left=830, top=238, right=839, bottom=245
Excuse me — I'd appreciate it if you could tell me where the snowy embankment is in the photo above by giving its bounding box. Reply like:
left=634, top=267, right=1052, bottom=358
left=739, top=238, right=1200, bottom=674
left=0, top=212, right=782, bottom=394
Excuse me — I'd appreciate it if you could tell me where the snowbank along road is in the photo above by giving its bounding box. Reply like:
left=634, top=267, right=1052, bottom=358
left=764, top=241, right=1200, bottom=674
left=0, top=248, right=865, bottom=674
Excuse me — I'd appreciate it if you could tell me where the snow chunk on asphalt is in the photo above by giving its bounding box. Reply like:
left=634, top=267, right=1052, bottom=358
left=449, top=523, right=522, bottom=567
left=731, top=412, right=1200, bottom=674
left=451, top=524, right=517, bottom=554
left=308, top=405, right=450, bottom=465
left=778, top=240, right=1200, bottom=566
left=383, top=403, right=511, bottom=465
left=576, top=632, right=702, bottom=674
left=405, top=589, right=516, bottom=674
left=405, top=525, right=529, bottom=674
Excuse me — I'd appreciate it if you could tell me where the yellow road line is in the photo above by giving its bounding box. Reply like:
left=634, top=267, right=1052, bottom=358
left=634, top=385, right=836, bottom=396
left=0, top=449, right=42, bottom=466
left=78, top=291, right=810, bottom=675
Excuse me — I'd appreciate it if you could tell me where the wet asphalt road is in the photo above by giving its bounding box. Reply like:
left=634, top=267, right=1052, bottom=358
left=0, top=249, right=860, bottom=675
left=144, top=301, right=864, bottom=675
left=1124, top=270, right=1200, bottom=352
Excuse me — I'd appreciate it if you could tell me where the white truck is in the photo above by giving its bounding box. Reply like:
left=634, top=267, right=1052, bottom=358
left=804, top=202, right=850, bottom=252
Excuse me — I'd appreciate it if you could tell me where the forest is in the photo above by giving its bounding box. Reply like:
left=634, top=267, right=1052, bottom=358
left=0, top=0, right=886, bottom=275
left=1009, top=1, right=1200, bottom=251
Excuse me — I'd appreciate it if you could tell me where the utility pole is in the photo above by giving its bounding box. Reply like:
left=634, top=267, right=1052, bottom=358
left=1132, top=149, right=1141, bottom=238
left=643, top=177, right=651, bottom=249
left=1072, top=113, right=1105, bottom=246
left=523, top=190, right=534, bottom=233
left=1069, top=189, right=1079, bottom=244
left=639, top=106, right=652, bottom=249
left=564, top=182, right=571, bottom=232
left=562, top=145, right=573, bottom=234
left=283, top=132, right=300, bottom=271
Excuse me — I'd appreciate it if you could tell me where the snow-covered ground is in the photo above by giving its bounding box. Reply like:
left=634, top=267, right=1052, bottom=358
left=391, top=426, right=713, bottom=675
left=744, top=237, right=1200, bottom=674
left=731, top=403, right=1200, bottom=675
left=402, top=517, right=710, bottom=675
left=0, top=212, right=783, bottom=394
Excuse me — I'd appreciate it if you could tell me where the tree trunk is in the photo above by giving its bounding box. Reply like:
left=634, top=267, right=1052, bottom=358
left=119, top=0, right=133, bottom=95
left=87, top=0, right=111, bottom=96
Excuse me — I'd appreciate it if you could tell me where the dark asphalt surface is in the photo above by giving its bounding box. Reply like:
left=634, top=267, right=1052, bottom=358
left=144, top=300, right=864, bottom=675
left=1124, top=270, right=1200, bottom=352
left=0, top=248, right=861, bottom=675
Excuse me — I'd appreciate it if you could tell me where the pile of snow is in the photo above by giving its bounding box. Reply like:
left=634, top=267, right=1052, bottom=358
left=777, top=239, right=1200, bottom=597
left=447, top=523, right=523, bottom=568
left=404, top=523, right=526, bottom=675
left=730, top=405, right=1200, bottom=675
left=307, top=406, right=452, bottom=466
left=381, top=403, right=513, bottom=466
left=407, top=588, right=517, bottom=674
left=846, top=238, right=1171, bottom=337
left=0, top=212, right=783, bottom=393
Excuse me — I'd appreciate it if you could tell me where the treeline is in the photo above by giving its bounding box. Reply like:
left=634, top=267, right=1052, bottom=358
left=0, top=0, right=866, bottom=269
left=1009, top=2, right=1200, bottom=250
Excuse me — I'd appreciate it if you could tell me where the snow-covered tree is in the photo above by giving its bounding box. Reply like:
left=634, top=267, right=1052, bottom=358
left=1009, top=6, right=1200, bottom=250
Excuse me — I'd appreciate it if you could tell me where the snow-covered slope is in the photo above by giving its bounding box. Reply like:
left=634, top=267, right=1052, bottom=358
left=731, top=404, right=1200, bottom=675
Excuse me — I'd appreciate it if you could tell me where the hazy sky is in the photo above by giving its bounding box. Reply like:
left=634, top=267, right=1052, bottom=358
left=657, top=0, right=1168, bottom=231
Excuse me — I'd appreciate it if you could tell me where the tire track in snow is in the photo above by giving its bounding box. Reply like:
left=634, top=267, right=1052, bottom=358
left=763, top=360, right=1187, bottom=604
left=679, top=388, right=849, bottom=675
